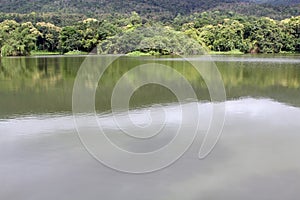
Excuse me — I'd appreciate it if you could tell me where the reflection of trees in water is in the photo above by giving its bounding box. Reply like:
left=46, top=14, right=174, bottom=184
left=218, top=61, right=300, bottom=89
left=0, top=56, right=83, bottom=92
left=96, top=57, right=300, bottom=108
left=216, top=61, right=300, bottom=107
left=0, top=56, right=299, bottom=107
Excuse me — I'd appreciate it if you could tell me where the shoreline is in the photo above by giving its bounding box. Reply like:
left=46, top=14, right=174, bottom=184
left=0, top=50, right=299, bottom=58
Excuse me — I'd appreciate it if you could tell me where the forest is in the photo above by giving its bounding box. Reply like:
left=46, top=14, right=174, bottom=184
left=0, top=10, right=299, bottom=56
left=1, top=0, right=300, bottom=20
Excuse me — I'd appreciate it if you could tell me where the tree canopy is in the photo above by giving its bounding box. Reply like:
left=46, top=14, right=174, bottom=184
left=0, top=12, right=299, bottom=56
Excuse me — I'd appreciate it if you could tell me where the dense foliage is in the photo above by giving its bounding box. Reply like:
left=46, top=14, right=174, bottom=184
left=0, top=0, right=299, bottom=21
left=0, top=20, right=39, bottom=56
left=98, top=26, right=205, bottom=55
left=0, top=11, right=299, bottom=56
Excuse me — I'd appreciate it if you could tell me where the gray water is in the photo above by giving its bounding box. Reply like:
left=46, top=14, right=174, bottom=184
left=1, top=55, right=300, bottom=200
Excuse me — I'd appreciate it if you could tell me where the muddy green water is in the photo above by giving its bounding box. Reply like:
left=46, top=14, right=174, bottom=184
left=1, top=55, right=300, bottom=200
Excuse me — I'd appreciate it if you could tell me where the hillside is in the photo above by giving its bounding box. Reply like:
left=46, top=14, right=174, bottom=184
left=248, top=0, right=300, bottom=5
left=0, top=0, right=243, bottom=14
left=0, top=0, right=299, bottom=20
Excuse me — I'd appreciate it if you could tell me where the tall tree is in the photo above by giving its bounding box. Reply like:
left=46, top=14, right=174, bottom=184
left=0, top=20, right=39, bottom=56
left=36, top=22, right=61, bottom=52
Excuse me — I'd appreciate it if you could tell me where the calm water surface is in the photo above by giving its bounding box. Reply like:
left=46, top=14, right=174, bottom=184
left=1, top=55, right=300, bottom=200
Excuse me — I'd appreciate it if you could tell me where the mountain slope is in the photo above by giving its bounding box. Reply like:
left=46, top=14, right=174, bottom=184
left=0, top=0, right=240, bottom=14
left=247, top=0, right=300, bottom=5
left=0, top=0, right=299, bottom=20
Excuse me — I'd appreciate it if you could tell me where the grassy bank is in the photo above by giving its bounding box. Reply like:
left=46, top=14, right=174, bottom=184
left=31, top=50, right=89, bottom=56
left=64, top=50, right=89, bottom=55
left=209, top=50, right=244, bottom=55
left=31, top=50, right=60, bottom=55
left=127, top=51, right=161, bottom=56
left=28, top=49, right=299, bottom=57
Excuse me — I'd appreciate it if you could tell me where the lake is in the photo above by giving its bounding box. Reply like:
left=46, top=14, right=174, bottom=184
left=1, top=55, right=300, bottom=200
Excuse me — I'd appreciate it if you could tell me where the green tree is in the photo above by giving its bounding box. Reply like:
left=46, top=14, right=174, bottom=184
left=281, top=16, right=300, bottom=52
left=246, top=17, right=284, bottom=53
left=36, top=22, right=61, bottom=52
left=59, top=26, right=83, bottom=53
left=212, top=19, right=245, bottom=52
left=0, top=20, right=39, bottom=56
left=78, top=18, right=119, bottom=52
left=98, top=26, right=204, bottom=55
left=59, top=18, right=119, bottom=53
left=198, top=25, right=217, bottom=51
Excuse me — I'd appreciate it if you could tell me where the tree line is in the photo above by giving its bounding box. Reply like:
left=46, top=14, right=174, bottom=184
left=0, top=11, right=299, bottom=56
